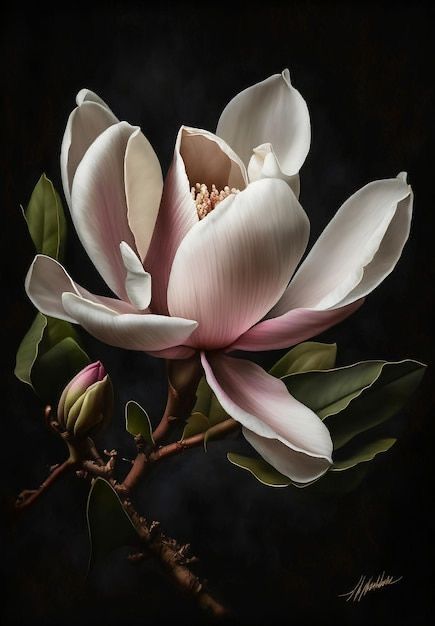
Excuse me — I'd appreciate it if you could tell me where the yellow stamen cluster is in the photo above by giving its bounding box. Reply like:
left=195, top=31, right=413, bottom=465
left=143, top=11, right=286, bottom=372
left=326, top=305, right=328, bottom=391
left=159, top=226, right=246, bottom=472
left=191, top=183, right=240, bottom=219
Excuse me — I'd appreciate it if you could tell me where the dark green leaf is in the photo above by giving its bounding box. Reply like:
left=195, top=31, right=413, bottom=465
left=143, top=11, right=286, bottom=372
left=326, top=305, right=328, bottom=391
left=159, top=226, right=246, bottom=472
left=332, top=438, right=397, bottom=471
left=31, top=337, right=90, bottom=403
left=86, top=478, right=139, bottom=569
left=325, top=360, right=426, bottom=449
left=227, top=452, right=291, bottom=487
left=14, top=313, right=47, bottom=385
left=208, top=394, right=228, bottom=427
left=181, top=412, right=210, bottom=440
left=125, top=401, right=154, bottom=445
left=283, top=361, right=387, bottom=420
left=24, top=173, right=67, bottom=260
left=269, top=341, right=337, bottom=378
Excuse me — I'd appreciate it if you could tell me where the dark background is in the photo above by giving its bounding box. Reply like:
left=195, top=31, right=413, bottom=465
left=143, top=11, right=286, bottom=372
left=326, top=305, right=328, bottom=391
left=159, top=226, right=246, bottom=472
left=1, top=2, right=434, bottom=625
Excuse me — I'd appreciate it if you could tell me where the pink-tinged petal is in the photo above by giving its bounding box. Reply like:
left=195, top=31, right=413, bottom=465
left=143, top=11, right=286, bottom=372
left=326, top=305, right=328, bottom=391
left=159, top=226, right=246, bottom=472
left=61, top=96, right=118, bottom=208
left=124, top=128, right=163, bottom=260
left=167, top=178, right=310, bottom=350
left=25, top=255, right=136, bottom=324
left=62, top=292, right=198, bottom=352
left=248, top=142, right=300, bottom=197
left=201, top=352, right=332, bottom=483
left=147, top=346, right=197, bottom=360
left=145, top=126, right=248, bottom=314
left=120, top=242, right=151, bottom=311
left=70, top=122, right=139, bottom=300
left=271, top=176, right=412, bottom=316
left=217, top=69, right=310, bottom=175
left=227, top=300, right=363, bottom=352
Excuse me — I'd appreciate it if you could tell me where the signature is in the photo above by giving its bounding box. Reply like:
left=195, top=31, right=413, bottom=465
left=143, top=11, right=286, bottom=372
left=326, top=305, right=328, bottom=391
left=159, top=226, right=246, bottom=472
left=338, top=572, right=403, bottom=602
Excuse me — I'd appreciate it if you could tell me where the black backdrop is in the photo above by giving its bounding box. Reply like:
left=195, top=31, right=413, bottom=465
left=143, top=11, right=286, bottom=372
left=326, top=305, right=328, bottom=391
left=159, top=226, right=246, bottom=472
left=2, top=2, right=434, bottom=625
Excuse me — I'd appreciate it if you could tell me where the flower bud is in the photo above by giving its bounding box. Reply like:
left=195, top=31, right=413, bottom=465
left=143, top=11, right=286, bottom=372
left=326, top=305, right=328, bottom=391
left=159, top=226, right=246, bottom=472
left=57, top=361, right=113, bottom=438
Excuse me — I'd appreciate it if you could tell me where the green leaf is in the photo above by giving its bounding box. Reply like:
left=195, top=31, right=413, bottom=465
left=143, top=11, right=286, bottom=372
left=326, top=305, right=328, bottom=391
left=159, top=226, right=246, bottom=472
left=41, top=316, right=81, bottom=348
left=14, top=313, right=47, bottom=385
left=192, top=377, right=213, bottom=416
left=24, top=173, right=67, bottom=261
left=208, top=394, right=228, bottom=427
left=31, top=337, right=90, bottom=403
left=87, top=478, right=139, bottom=569
left=125, top=400, right=154, bottom=445
left=283, top=360, right=387, bottom=420
left=332, top=438, right=397, bottom=471
left=227, top=452, right=292, bottom=487
left=181, top=412, right=210, bottom=440
left=325, top=360, right=426, bottom=449
left=269, top=341, right=337, bottom=378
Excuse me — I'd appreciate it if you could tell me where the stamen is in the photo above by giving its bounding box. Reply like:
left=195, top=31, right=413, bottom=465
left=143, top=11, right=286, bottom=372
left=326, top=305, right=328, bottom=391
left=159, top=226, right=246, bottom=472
left=191, top=182, right=239, bottom=219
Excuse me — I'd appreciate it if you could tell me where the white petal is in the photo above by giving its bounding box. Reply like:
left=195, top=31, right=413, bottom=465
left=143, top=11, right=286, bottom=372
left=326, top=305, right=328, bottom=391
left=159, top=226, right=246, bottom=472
left=70, top=122, right=139, bottom=300
left=271, top=176, right=413, bottom=316
left=61, top=98, right=118, bottom=208
left=248, top=142, right=300, bottom=197
left=124, top=128, right=163, bottom=261
left=243, top=428, right=331, bottom=485
left=120, top=241, right=152, bottom=310
left=76, top=89, right=112, bottom=108
left=25, top=255, right=136, bottom=323
left=217, top=69, right=310, bottom=175
left=167, top=178, right=309, bottom=349
left=62, top=292, right=198, bottom=352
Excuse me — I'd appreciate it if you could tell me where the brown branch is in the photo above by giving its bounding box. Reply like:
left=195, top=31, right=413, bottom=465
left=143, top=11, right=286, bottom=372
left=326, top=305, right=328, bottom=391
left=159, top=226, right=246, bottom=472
left=117, top=418, right=239, bottom=496
left=122, top=499, right=228, bottom=617
left=15, top=458, right=77, bottom=511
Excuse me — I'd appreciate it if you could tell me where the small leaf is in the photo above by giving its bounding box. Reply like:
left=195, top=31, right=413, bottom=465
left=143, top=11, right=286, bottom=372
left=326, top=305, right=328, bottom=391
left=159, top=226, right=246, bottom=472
left=192, top=377, right=213, bottom=416
left=14, top=313, right=47, bottom=385
left=181, top=412, right=209, bottom=440
left=269, top=341, right=337, bottom=378
left=332, top=438, right=397, bottom=471
left=227, top=452, right=291, bottom=487
left=41, top=316, right=81, bottom=348
left=325, top=360, right=426, bottom=449
left=24, top=173, right=67, bottom=261
left=87, top=478, right=139, bottom=569
left=31, top=337, right=90, bottom=403
left=125, top=400, right=154, bottom=445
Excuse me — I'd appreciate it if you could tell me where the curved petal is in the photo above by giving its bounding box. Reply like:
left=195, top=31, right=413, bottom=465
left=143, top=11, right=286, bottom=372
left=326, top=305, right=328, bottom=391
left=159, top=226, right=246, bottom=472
left=270, top=176, right=413, bottom=316
left=61, top=97, right=118, bottom=208
left=228, top=300, right=363, bottom=352
left=124, top=128, right=163, bottom=260
left=217, top=69, right=310, bottom=176
left=76, top=89, right=112, bottom=108
left=167, top=178, right=310, bottom=350
left=62, top=292, right=198, bottom=352
left=145, top=126, right=248, bottom=314
left=120, top=242, right=152, bottom=310
left=243, top=428, right=331, bottom=485
left=248, top=142, right=300, bottom=197
left=25, top=255, right=136, bottom=323
left=70, top=122, right=142, bottom=300
left=201, top=352, right=332, bottom=483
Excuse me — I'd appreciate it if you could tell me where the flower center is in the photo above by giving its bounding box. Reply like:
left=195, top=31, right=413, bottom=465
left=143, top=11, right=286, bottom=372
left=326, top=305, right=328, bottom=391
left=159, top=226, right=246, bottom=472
left=191, top=183, right=240, bottom=219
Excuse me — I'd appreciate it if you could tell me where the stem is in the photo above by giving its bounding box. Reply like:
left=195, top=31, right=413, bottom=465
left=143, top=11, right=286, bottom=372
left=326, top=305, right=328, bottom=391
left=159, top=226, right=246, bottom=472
left=15, top=458, right=77, bottom=511
left=123, top=499, right=228, bottom=617
left=152, top=357, right=203, bottom=444
left=117, top=418, right=238, bottom=496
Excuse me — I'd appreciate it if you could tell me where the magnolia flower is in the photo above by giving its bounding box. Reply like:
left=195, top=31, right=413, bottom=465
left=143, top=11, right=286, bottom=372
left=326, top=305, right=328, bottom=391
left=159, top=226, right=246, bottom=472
left=26, top=71, right=413, bottom=484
